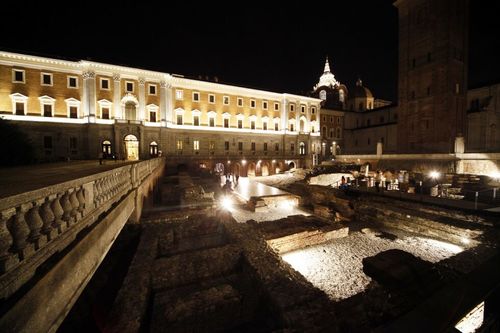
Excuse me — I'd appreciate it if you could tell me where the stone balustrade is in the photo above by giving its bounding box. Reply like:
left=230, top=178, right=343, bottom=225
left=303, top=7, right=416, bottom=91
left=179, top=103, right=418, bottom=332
left=0, top=158, right=165, bottom=299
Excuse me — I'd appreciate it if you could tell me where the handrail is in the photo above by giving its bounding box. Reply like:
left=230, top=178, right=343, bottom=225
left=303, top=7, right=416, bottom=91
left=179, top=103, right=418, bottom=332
left=0, top=157, right=165, bottom=299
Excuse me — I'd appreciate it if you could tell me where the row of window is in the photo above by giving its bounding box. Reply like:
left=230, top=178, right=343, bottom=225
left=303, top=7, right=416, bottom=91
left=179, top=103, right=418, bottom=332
left=175, top=140, right=306, bottom=155
left=321, top=127, right=342, bottom=139
left=176, top=89, right=316, bottom=114
left=354, top=137, right=385, bottom=147
left=43, top=136, right=79, bottom=155
left=354, top=114, right=397, bottom=127
left=11, top=69, right=158, bottom=95
left=322, top=115, right=342, bottom=124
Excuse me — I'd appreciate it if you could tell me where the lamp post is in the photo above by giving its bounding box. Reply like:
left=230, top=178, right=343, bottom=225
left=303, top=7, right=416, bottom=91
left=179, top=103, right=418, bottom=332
left=429, top=170, right=440, bottom=197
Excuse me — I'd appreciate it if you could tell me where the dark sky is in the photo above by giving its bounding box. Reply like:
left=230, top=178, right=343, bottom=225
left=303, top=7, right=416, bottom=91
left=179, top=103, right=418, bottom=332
left=1, top=1, right=499, bottom=101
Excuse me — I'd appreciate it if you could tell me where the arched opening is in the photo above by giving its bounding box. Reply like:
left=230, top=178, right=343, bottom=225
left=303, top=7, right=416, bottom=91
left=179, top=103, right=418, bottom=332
left=232, top=163, right=241, bottom=177
left=248, top=162, right=256, bottom=177
left=299, top=142, right=306, bottom=156
left=124, top=134, right=139, bottom=160
left=300, top=119, right=305, bottom=132
left=215, top=162, right=225, bottom=175
left=102, top=140, right=112, bottom=158
left=288, top=161, right=296, bottom=170
left=125, top=102, right=136, bottom=121
left=149, top=141, right=158, bottom=157
left=276, top=161, right=284, bottom=174
left=261, top=162, right=270, bottom=176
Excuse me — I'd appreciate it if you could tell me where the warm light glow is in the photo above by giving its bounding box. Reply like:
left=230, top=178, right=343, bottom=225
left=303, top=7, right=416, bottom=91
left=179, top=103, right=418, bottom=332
left=421, top=238, right=463, bottom=254
left=272, top=160, right=276, bottom=163
left=227, top=160, right=231, bottom=164
left=461, top=237, right=470, bottom=245
left=278, top=199, right=296, bottom=210
left=241, top=159, right=247, bottom=165
left=220, top=196, right=232, bottom=210
left=455, top=302, right=484, bottom=333
left=429, top=170, right=440, bottom=179
left=257, top=160, right=262, bottom=164
left=490, top=172, right=500, bottom=180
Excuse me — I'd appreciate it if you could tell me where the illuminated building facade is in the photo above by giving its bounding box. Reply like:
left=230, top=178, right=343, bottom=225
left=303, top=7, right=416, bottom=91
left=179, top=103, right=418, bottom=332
left=0, top=51, right=321, bottom=175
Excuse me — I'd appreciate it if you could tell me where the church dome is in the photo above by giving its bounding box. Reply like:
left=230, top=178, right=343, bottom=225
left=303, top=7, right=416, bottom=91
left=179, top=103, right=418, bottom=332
left=352, top=78, right=373, bottom=98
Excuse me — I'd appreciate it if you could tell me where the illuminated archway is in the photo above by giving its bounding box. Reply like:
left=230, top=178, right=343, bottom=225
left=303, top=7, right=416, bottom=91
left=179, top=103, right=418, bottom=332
left=248, top=162, right=256, bottom=177
left=124, top=134, right=139, bottom=160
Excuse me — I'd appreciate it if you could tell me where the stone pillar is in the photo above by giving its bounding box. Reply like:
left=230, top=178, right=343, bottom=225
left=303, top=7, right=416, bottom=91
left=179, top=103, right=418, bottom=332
left=160, top=81, right=168, bottom=125
left=138, top=78, right=146, bottom=122
left=454, top=136, right=465, bottom=154
left=377, top=140, right=383, bottom=155
left=82, top=70, right=96, bottom=122
left=113, top=73, right=121, bottom=119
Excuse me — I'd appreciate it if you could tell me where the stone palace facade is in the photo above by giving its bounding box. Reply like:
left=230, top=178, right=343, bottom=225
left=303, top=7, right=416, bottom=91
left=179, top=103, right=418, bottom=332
left=0, top=51, right=322, bottom=175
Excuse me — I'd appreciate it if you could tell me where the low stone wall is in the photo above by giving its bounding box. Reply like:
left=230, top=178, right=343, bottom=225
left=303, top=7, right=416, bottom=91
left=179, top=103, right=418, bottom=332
left=267, top=227, right=349, bottom=254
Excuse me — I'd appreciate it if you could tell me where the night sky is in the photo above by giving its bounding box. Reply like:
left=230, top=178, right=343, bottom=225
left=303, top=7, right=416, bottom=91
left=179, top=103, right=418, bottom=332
left=1, top=1, right=499, bottom=101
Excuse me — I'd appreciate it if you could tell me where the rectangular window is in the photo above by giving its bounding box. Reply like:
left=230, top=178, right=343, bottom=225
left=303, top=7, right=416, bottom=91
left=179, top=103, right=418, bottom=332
left=176, top=89, right=184, bottom=100
left=43, top=104, right=52, bottom=117
left=193, top=140, right=199, bottom=151
left=250, top=100, right=256, bottom=108
left=237, top=97, right=243, bottom=107
left=290, top=104, right=295, bottom=112
left=274, top=102, right=279, bottom=111
left=238, top=119, right=243, bottom=128
left=102, top=107, right=110, bottom=119
left=150, top=111, right=156, bottom=122
left=193, top=92, right=200, bottom=102
left=208, top=94, right=215, bottom=104
left=223, top=96, right=230, bottom=105
left=251, top=142, right=256, bottom=151
left=101, top=78, right=110, bottom=90
left=238, top=142, right=243, bottom=151
left=209, top=117, right=215, bottom=127
left=263, top=122, right=267, bottom=130
left=275, top=122, right=279, bottom=131
left=177, top=114, right=183, bottom=125
left=301, top=105, right=305, bottom=113
left=176, top=140, right=183, bottom=150
left=193, top=115, right=199, bottom=126
left=311, top=107, right=316, bottom=114
left=15, top=102, right=24, bottom=115
left=67, top=76, right=78, bottom=88
left=70, top=106, right=78, bottom=118
left=41, top=73, right=53, bottom=86
left=224, top=118, right=229, bottom=128
left=290, top=143, right=295, bottom=152
left=263, top=101, right=268, bottom=110
left=13, top=69, right=25, bottom=83
left=209, top=141, right=215, bottom=150
left=148, top=84, right=157, bottom=95
left=275, top=143, right=279, bottom=151
left=263, top=143, right=268, bottom=151
left=225, top=141, right=230, bottom=150
left=126, top=81, right=134, bottom=92
left=44, top=136, right=53, bottom=149
left=455, top=83, right=460, bottom=94
left=251, top=121, right=255, bottom=130
left=330, top=116, right=333, bottom=123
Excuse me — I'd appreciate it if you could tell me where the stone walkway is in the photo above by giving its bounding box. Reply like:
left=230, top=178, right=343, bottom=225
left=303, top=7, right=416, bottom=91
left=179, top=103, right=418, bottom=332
left=0, top=160, right=136, bottom=198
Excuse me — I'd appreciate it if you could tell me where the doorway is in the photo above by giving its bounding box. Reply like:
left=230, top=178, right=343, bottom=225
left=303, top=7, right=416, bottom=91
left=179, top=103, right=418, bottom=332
left=124, top=134, right=139, bottom=160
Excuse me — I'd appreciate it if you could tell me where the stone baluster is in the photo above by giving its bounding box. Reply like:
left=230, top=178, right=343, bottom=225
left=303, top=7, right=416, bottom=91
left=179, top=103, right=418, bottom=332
left=69, top=189, right=80, bottom=221
left=7, top=203, right=34, bottom=261
left=26, top=199, right=47, bottom=250
left=60, top=191, right=73, bottom=226
left=40, top=195, right=57, bottom=241
left=51, top=194, right=65, bottom=233
left=0, top=208, right=18, bottom=273
left=76, top=187, right=85, bottom=213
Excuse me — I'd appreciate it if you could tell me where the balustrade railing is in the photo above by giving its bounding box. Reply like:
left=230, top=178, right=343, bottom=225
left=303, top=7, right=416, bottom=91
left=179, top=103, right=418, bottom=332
left=0, top=158, right=165, bottom=298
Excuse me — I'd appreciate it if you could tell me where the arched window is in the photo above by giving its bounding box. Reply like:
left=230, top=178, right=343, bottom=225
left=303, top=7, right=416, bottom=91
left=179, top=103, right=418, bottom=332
left=319, top=90, right=327, bottom=100
left=322, top=126, right=327, bottom=137
left=149, top=141, right=158, bottom=157
left=299, top=142, right=306, bottom=156
left=339, top=89, right=345, bottom=103
left=102, top=140, right=112, bottom=157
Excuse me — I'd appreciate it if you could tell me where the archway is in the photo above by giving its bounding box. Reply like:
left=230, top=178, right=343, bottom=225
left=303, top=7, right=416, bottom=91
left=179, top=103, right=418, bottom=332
left=121, top=94, right=139, bottom=121
left=300, top=118, right=306, bottom=132
left=248, top=162, right=256, bottom=177
left=232, top=163, right=241, bottom=177
left=288, top=161, right=296, bottom=170
left=149, top=141, right=158, bottom=157
left=124, top=134, right=139, bottom=160
left=261, top=162, right=270, bottom=176
left=102, top=140, right=112, bottom=158
left=276, top=161, right=285, bottom=174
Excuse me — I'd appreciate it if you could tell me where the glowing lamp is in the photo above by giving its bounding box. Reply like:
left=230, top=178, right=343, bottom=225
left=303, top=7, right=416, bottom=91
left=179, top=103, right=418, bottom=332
left=220, top=196, right=232, bottom=210
left=429, top=170, right=440, bottom=179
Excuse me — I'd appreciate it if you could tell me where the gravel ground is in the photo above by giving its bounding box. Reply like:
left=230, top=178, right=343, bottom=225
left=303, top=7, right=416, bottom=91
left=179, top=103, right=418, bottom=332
left=281, top=230, right=467, bottom=301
